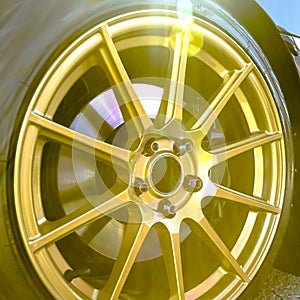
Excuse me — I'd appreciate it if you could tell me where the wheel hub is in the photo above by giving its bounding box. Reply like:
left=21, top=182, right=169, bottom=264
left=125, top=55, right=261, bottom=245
left=132, top=136, right=197, bottom=214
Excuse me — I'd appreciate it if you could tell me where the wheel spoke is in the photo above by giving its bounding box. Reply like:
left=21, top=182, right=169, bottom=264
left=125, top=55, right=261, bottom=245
left=29, top=112, right=132, bottom=170
left=187, top=217, right=250, bottom=283
left=29, top=189, right=130, bottom=251
left=210, top=131, right=283, bottom=165
left=99, top=24, right=152, bottom=134
left=80, top=103, right=115, bottom=140
left=157, top=226, right=185, bottom=299
left=155, top=19, right=192, bottom=128
left=98, top=221, right=150, bottom=300
left=79, top=216, right=111, bottom=244
left=191, top=63, right=254, bottom=135
left=215, top=184, right=281, bottom=214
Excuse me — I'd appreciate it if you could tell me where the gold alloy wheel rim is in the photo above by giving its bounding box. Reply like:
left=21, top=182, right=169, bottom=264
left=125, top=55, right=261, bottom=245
left=14, top=9, right=287, bottom=299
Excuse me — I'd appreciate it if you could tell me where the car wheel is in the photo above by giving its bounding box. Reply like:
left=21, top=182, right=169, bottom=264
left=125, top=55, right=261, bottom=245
left=1, top=0, right=297, bottom=299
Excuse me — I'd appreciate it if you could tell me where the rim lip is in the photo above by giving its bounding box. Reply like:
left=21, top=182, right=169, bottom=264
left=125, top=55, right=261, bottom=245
left=12, top=8, right=291, bottom=300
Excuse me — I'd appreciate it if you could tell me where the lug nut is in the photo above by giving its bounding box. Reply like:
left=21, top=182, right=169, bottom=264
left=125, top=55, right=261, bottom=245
left=183, top=175, right=203, bottom=192
left=143, top=138, right=160, bottom=156
left=158, top=199, right=177, bottom=218
left=134, top=178, right=149, bottom=196
left=174, top=139, right=193, bottom=156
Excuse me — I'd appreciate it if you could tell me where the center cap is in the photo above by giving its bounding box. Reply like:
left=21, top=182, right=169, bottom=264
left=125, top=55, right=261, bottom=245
left=150, top=154, right=183, bottom=196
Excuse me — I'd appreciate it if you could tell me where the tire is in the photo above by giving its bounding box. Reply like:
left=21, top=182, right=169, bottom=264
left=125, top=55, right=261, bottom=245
left=0, top=0, right=298, bottom=299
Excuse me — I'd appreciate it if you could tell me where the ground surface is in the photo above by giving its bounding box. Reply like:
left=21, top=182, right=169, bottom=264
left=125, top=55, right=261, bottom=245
left=255, top=268, right=300, bottom=299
